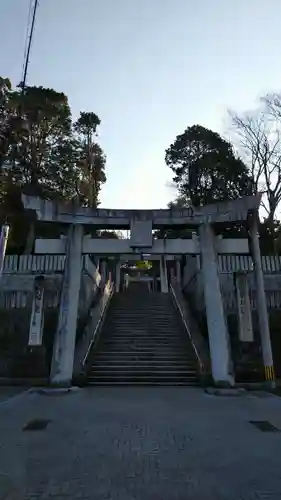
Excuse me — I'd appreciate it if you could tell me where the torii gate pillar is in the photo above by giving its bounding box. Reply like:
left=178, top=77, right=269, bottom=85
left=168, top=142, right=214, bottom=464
left=50, top=224, right=83, bottom=386
left=249, top=211, right=275, bottom=385
left=199, top=223, right=234, bottom=386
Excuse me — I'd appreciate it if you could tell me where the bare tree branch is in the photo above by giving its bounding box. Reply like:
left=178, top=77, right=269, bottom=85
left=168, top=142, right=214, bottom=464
left=229, top=98, right=281, bottom=227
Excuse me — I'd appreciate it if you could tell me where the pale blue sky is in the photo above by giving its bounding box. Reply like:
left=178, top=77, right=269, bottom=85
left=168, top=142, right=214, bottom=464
left=1, top=0, right=281, bottom=209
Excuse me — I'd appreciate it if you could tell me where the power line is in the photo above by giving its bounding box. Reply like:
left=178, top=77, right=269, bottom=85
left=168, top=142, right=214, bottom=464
left=21, top=0, right=33, bottom=83
left=21, top=0, right=39, bottom=93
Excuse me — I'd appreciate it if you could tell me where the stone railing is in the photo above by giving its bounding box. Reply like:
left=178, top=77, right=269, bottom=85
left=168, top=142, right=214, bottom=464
left=73, top=279, right=114, bottom=380
left=170, top=280, right=211, bottom=379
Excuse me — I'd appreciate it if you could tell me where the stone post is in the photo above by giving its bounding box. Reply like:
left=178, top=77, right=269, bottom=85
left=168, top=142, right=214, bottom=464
left=164, top=256, right=169, bottom=288
left=100, top=259, right=107, bottom=289
left=160, top=256, right=168, bottom=293
left=199, top=223, right=234, bottom=386
left=50, top=224, right=83, bottom=386
left=192, top=232, right=202, bottom=305
left=0, top=225, right=9, bottom=277
left=249, top=211, right=275, bottom=384
left=176, top=259, right=181, bottom=286
left=115, top=260, right=121, bottom=292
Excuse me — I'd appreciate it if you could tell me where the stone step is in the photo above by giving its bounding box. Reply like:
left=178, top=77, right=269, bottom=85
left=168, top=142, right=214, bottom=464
left=87, top=375, right=198, bottom=383
left=98, top=340, right=190, bottom=346
left=102, top=328, right=184, bottom=332
left=103, top=324, right=178, bottom=328
left=95, top=334, right=188, bottom=350
left=110, top=300, right=174, bottom=303
left=110, top=305, right=172, bottom=308
left=113, top=295, right=171, bottom=297
left=91, top=360, right=196, bottom=367
left=99, top=341, right=189, bottom=345
left=92, top=358, right=196, bottom=364
left=99, top=336, right=188, bottom=341
left=105, top=313, right=178, bottom=317
left=106, top=313, right=178, bottom=316
left=111, top=299, right=171, bottom=303
left=93, top=350, right=195, bottom=356
left=109, top=302, right=174, bottom=306
left=90, top=365, right=197, bottom=372
left=103, top=327, right=185, bottom=331
left=93, top=349, right=195, bottom=356
left=93, top=352, right=196, bottom=360
left=94, top=360, right=195, bottom=367
left=90, top=366, right=196, bottom=374
left=103, top=322, right=182, bottom=327
left=106, top=315, right=176, bottom=320
left=87, top=381, right=200, bottom=386
left=100, top=330, right=187, bottom=336
left=100, top=336, right=188, bottom=341
left=85, top=291, right=200, bottom=386
left=103, top=324, right=186, bottom=329
left=101, top=327, right=183, bottom=332
left=98, top=346, right=191, bottom=352
left=87, top=376, right=199, bottom=386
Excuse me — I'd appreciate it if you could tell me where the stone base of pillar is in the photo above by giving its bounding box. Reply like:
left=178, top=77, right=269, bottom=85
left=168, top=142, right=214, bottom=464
left=49, top=378, right=73, bottom=389
left=35, top=386, right=81, bottom=394
left=234, top=380, right=276, bottom=391
left=205, top=387, right=245, bottom=396
left=264, top=380, right=276, bottom=390
left=212, top=379, right=235, bottom=389
left=48, top=381, right=73, bottom=389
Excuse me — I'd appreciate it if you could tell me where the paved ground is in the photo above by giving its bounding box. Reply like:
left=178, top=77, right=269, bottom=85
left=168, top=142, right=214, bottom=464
left=1, top=387, right=281, bottom=499
left=0, top=386, right=28, bottom=403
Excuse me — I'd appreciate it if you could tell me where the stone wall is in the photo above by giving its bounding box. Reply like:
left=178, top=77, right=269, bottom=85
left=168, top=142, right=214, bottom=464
left=0, top=254, right=101, bottom=379
left=182, top=255, right=281, bottom=382
left=0, top=302, right=58, bottom=378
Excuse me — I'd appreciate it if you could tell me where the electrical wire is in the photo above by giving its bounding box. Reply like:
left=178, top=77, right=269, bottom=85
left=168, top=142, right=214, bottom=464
left=21, top=0, right=39, bottom=92
left=21, top=0, right=34, bottom=85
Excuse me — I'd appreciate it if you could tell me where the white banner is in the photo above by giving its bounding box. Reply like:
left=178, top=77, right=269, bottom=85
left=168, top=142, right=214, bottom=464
left=236, top=272, right=253, bottom=342
left=28, top=277, right=45, bottom=346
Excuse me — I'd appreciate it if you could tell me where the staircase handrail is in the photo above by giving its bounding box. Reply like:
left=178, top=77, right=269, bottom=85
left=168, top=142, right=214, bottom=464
left=170, top=281, right=204, bottom=373
left=81, top=280, right=114, bottom=367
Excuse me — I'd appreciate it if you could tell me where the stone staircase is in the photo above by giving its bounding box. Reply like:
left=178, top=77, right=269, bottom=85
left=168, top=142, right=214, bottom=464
left=86, top=283, right=200, bottom=385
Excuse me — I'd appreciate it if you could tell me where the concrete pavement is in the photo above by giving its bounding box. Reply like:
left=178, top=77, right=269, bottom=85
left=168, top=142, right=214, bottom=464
left=1, top=387, right=281, bottom=499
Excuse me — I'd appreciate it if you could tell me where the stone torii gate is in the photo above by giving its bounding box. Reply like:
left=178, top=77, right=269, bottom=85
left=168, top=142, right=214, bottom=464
left=21, top=194, right=274, bottom=387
